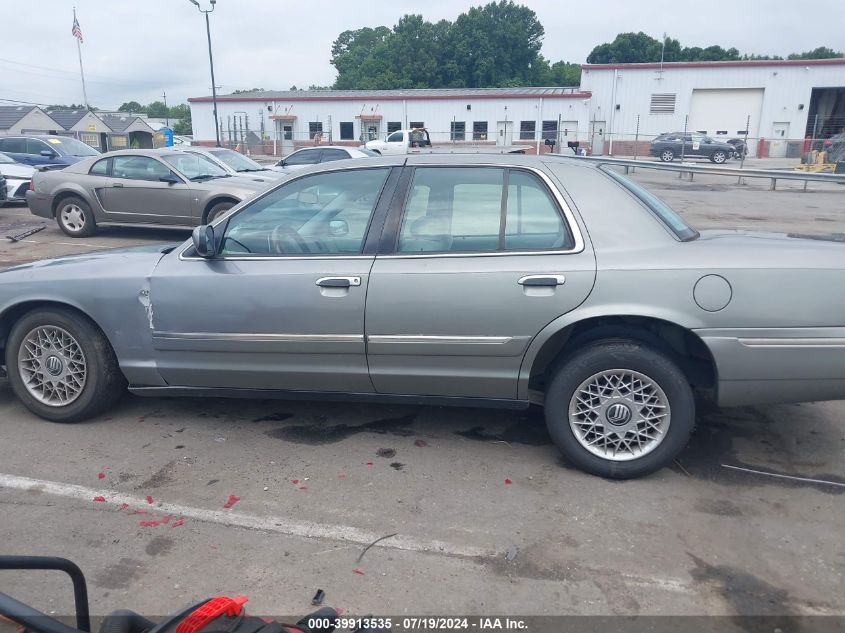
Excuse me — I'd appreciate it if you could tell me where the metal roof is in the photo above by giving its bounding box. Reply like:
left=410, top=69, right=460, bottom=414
left=99, top=114, right=137, bottom=132
left=189, top=86, right=589, bottom=103
left=582, top=57, right=845, bottom=71
left=44, top=109, right=89, bottom=129
left=0, top=105, right=36, bottom=130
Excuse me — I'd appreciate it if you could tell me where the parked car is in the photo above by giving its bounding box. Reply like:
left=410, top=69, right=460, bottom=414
left=650, top=133, right=734, bottom=163
left=269, top=146, right=378, bottom=173
left=25, top=148, right=269, bottom=237
left=170, top=146, right=283, bottom=182
left=4, top=154, right=845, bottom=479
left=172, top=135, right=193, bottom=147
left=0, top=135, right=100, bottom=168
left=0, top=152, right=35, bottom=204
left=365, top=128, right=432, bottom=155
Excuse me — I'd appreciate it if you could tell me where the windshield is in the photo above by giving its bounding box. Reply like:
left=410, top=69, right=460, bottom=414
left=207, top=149, right=266, bottom=172
left=47, top=137, right=100, bottom=157
left=601, top=166, right=699, bottom=241
left=163, top=152, right=228, bottom=179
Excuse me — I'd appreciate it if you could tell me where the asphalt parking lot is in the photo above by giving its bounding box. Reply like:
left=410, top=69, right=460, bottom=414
left=0, top=166, right=843, bottom=620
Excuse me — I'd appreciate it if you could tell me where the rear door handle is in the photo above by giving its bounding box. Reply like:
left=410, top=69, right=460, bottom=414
left=316, top=276, right=361, bottom=288
left=112, top=183, right=124, bottom=188
left=517, top=275, right=566, bottom=287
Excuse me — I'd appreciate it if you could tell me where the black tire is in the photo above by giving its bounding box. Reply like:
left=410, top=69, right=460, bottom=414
left=710, top=150, right=727, bottom=164
left=659, top=149, right=675, bottom=162
left=6, top=307, right=126, bottom=423
left=544, top=339, right=695, bottom=479
left=206, top=201, right=235, bottom=223
left=56, top=195, right=97, bottom=237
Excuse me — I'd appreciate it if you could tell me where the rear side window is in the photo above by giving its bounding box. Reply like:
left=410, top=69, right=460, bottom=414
left=398, top=167, right=572, bottom=254
left=89, top=158, right=110, bottom=176
left=0, top=138, right=25, bottom=153
left=321, top=149, right=349, bottom=162
left=284, top=149, right=320, bottom=166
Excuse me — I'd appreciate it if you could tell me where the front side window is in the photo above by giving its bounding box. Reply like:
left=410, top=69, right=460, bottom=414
left=398, top=167, right=571, bottom=254
left=283, top=149, right=321, bottom=166
left=26, top=139, right=52, bottom=155
left=112, top=156, right=173, bottom=181
left=220, top=168, right=389, bottom=256
left=162, top=153, right=226, bottom=179
left=386, top=131, right=404, bottom=143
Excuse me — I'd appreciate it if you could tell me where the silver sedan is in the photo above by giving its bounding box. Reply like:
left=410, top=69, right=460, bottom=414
left=4, top=153, right=845, bottom=478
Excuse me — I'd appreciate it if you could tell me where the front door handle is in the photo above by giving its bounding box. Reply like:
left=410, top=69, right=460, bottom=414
left=112, top=183, right=124, bottom=188
left=517, top=274, right=566, bottom=287
left=316, top=276, right=361, bottom=288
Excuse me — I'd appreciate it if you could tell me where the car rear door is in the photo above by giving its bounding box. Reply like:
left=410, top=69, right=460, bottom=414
left=0, top=138, right=29, bottom=164
left=149, top=165, right=400, bottom=391
left=364, top=162, right=596, bottom=400
left=99, top=155, right=192, bottom=224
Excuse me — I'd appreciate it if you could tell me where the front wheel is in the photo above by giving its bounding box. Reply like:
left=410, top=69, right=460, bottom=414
left=544, top=340, right=695, bottom=479
left=659, top=149, right=675, bottom=162
left=56, top=196, right=97, bottom=237
left=710, top=150, right=727, bottom=164
left=206, top=201, right=234, bottom=223
left=6, top=308, right=126, bottom=422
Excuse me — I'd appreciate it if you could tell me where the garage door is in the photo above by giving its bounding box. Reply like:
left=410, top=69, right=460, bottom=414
left=689, top=88, right=764, bottom=156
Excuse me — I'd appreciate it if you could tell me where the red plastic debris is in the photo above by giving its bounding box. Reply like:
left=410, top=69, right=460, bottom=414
left=298, top=486, right=308, bottom=491
left=175, top=595, right=248, bottom=633
left=93, top=496, right=106, bottom=503
left=352, top=568, right=365, bottom=575
left=160, top=515, right=172, bottom=524
left=223, top=495, right=240, bottom=509
left=119, top=503, right=129, bottom=510
left=504, top=478, right=513, bottom=485
left=291, top=479, right=300, bottom=485
left=366, top=461, right=374, bottom=468
left=414, top=439, right=428, bottom=448
left=97, top=472, right=106, bottom=480
left=145, top=495, right=154, bottom=505
left=139, top=520, right=161, bottom=528
left=172, top=518, right=185, bottom=528
left=130, top=508, right=148, bottom=515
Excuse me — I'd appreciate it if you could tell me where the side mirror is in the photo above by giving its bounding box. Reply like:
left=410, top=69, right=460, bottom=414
left=40, top=150, right=57, bottom=158
left=277, top=159, right=286, bottom=167
left=159, top=173, right=180, bottom=184
left=192, top=224, right=217, bottom=258
left=328, top=219, right=349, bottom=237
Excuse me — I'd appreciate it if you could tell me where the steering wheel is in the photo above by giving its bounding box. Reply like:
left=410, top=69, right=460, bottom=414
left=270, top=224, right=310, bottom=254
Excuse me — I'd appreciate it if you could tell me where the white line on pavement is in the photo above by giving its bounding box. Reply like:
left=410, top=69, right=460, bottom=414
left=0, top=473, right=494, bottom=559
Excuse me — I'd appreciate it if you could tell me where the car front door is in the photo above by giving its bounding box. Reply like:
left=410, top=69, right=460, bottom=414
left=99, top=155, right=192, bottom=224
left=381, top=131, right=406, bottom=155
left=148, top=165, right=398, bottom=391
left=365, top=164, right=596, bottom=400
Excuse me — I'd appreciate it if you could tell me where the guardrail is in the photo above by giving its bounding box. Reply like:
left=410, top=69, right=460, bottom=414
left=562, top=155, right=845, bottom=191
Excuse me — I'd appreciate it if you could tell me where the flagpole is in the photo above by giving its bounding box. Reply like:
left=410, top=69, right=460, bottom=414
left=74, top=7, right=90, bottom=109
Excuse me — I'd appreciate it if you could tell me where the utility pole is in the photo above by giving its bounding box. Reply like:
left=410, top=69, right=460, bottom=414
left=189, top=0, right=221, bottom=146
left=162, top=90, right=169, bottom=128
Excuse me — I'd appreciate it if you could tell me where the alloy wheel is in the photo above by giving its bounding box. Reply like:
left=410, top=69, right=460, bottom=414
left=17, top=325, right=87, bottom=407
left=60, top=204, right=86, bottom=232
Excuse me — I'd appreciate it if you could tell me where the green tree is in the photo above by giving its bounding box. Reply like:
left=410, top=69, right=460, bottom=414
left=145, top=100, right=168, bottom=117
left=787, top=46, right=843, bottom=59
left=586, top=32, right=663, bottom=64
left=331, top=26, right=392, bottom=89
left=117, top=101, right=142, bottom=112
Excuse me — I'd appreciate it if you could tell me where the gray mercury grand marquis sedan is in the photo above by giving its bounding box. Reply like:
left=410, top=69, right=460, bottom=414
left=4, top=154, right=845, bottom=478
left=25, top=149, right=270, bottom=237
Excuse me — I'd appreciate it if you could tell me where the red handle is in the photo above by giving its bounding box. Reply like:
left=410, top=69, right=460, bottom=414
left=175, top=595, right=249, bottom=633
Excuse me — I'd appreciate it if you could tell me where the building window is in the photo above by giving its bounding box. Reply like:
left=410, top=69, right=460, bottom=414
left=519, top=121, right=535, bottom=140
left=387, top=121, right=402, bottom=134
left=473, top=121, right=488, bottom=141
left=409, top=121, right=425, bottom=130
left=340, top=121, right=354, bottom=140
left=650, top=93, right=676, bottom=114
left=109, top=135, right=128, bottom=148
left=78, top=132, right=99, bottom=148
left=542, top=120, right=558, bottom=141
left=309, top=121, right=323, bottom=139
left=450, top=121, right=466, bottom=141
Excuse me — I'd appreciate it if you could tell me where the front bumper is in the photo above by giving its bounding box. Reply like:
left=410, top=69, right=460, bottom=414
left=5, top=178, right=30, bottom=201
left=697, top=327, right=845, bottom=406
left=25, top=190, right=53, bottom=219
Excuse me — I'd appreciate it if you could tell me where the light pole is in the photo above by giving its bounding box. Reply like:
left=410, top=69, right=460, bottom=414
left=189, top=0, right=221, bottom=146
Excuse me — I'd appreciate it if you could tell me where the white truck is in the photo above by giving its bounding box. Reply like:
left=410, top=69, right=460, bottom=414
left=364, top=128, right=526, bottom=155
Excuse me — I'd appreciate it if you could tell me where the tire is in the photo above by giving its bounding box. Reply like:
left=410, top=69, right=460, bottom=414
left=206, top=201, right=234, bottom=223
left=710, top=150, right=727, bottom=164
left=6, top=307, right=126, bottom=423
left=56, top=195, right=97, bottom=237
left=544, top=339, right=695, bottom=479
left=659, top=149, right=675, bottom=162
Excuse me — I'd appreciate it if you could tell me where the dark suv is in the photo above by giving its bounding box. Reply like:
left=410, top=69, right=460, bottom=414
left=0, top=135, right=99, bottom=168
left=649, top=132, right=734, bottom=164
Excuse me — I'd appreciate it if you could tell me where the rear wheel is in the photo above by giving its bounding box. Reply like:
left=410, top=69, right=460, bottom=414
left=710, top=150, right=728, bottom=164
left=544, top=340, right=695, bottom=479
left=6, top=308, right=126, bottom=422
left=659, top=149, right=675, bottom=162
left=56, top=196, right=96, bottom=237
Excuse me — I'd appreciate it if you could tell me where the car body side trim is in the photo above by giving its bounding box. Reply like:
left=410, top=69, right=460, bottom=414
left=738, top=338, right=845, bottom=348
left=367, top=335, right=513, bottom=345
left=152, top=332, right=363, bottom=343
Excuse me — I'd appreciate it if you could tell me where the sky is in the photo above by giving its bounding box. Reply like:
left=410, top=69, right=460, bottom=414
left=1, top=0, right=842, bottom=110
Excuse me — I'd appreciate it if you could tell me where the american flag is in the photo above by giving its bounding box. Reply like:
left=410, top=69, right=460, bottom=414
left=71, top=16, right=83, bottom=42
